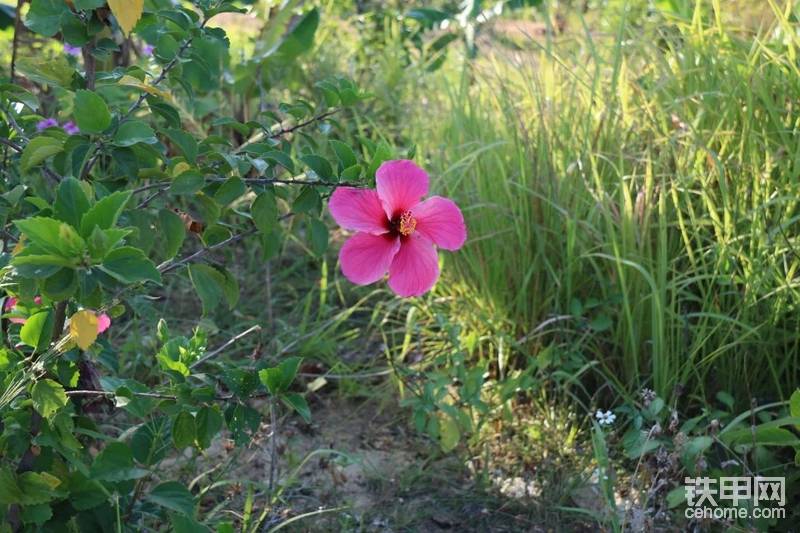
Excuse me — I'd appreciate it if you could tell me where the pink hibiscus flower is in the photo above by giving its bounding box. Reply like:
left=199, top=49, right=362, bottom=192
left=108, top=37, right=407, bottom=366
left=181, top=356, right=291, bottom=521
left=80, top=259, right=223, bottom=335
left=329, top=159, right=466, bottom=297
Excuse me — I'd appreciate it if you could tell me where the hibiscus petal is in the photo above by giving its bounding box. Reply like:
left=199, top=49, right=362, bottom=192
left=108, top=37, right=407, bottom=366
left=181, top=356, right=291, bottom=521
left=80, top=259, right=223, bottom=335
left=387, top=236, right=440, bottom=297
left=340, top=232, right=401, bottom=285
left=328, top=187, right=389, bottom=234
left=376, top=160, right=429, bottom=217
left=412, top=196, right=467, bottom=251
left=97, top=313, right=112, bottom=334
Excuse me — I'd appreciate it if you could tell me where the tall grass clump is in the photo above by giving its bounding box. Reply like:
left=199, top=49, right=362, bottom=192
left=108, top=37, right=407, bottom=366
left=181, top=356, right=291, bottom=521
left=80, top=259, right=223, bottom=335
left=413, top=3, right=800, bottom=406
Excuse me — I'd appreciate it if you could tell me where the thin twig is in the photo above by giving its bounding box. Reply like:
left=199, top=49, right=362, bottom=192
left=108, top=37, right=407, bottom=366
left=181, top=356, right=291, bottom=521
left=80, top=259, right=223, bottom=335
left=0, top=138, right=22, bottom=152
left=157, top=227, right=259, bottom=274
left=130, top=176, right=365, bottom=197
left=266, top=109, right=339, bottom=140
left=190, top=325, right=262, bottom=370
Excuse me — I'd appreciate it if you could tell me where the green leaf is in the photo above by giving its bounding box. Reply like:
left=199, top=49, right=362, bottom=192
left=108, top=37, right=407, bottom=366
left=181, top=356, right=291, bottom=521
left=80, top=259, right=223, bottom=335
left=54, top=178, right=90, bottom=229
left=68, top=473, right=107, bottom=511
left=74, top=90, right=112, bottom=134
left=790, top=389, right=800, bottom=419
left=164, top=129, right=198, bottom=164
left=367, top=141, right=393, bottom=179
left=196, top=406, right=223, bottom=450
left=330, top=140, right=357, bottom=170
left=15, top=217, right=85, bottom=257
left=726, top=426, right=800, bottom=447
left=87, top=227, right=131, bottom=260
left=158, top=209, right=186, bottom=259
left=80, top=190, right=132, bottom=236
left=439, top=414, right=461, bottom=452
left=16, top=56, right=73, bottom=87
left=17, top=472, right=61, bottom=505
left=187, top=264, right=236, bottom=315
left=273, top=8, right=319, bottom=61
left=99, top=246, right=162, bottom=284
left=251, top=191, right=278, bottom=235
left=214, top=177, right=245, bottom=205
left=73, top=0, right=106, bottom=8
left=90, top=442, right=148, bottom=482
left=171, top=171, right=205, bottom=195
left=113, top=120, right=157, bottom=147
left=31, top=379, right=67, bottom=419
left=20, top=136, right=64, bottom=172
left=292, top=186, right=320, bottom=214
left=258, top=356, right=302, bottom=395
left=146, top=481, right=195, bottom=517
left=172, top=411, right=196, bottom=449
left=24, top=0, right=69, bottom=37
left=20, top=311, right=53, bottom=352
left=589, top=314, right=612, bottom=332
left=300, top=154, right=333, bottom=180
left=309, top=218, right=328, bottom=256
left=42, top=268, right=77, bottom=300
left=21, top=503, right=52, bottom=525
left=0, top=469, right=22, bottom=505
left=282, top=393, right=311, bottom=423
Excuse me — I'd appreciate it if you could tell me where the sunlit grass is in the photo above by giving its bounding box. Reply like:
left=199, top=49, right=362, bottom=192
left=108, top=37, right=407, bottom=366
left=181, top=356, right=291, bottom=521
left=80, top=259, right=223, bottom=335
left=406, top=2, right=800, bottom=407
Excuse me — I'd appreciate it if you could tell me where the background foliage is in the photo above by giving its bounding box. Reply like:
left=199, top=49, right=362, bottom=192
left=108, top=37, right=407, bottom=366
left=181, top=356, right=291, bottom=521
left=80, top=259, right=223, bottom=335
left=1, top=0, right=800, bottom=531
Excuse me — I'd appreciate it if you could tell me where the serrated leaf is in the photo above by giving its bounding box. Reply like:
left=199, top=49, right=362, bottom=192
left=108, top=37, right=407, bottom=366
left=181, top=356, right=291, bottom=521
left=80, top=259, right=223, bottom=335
left=17, top=472, right=61, bottom=505
left=16, top=55, right=73, bottom=87
left=20, top=136, right=64, bottom=172
left=74, top=90, right=111, bottom=135
left=53, top=178, right=90, bottom=229
left=31, top=379, right=67, bottom=419
left=80, top=190, right=132, bottom=237
left=107, top=0, right=144, bottom=36
left=24, top=0, right=69, bottom=37
left=14, top=217, right=84, bottom=257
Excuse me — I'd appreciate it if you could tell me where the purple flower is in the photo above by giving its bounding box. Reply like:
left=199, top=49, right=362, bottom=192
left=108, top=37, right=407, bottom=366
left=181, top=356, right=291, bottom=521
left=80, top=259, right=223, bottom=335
left=63, top=43, right=82, bottom=57
left=62, top=121, right=80, bottom=135
left=142, top=44, right=155, bottom=56
left=36, top=118, right=59, bottom=132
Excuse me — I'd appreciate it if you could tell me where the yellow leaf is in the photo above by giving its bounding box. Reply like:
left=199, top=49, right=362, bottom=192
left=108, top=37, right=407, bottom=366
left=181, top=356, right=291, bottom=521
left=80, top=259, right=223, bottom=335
left=172, top=162, right=191, bottom=177
left=107, top=0, right=144, bottom=36
left=117, top=75, right=172, bottom=101
left=69, top=310, right=99, bottom=351
left=12, top=236, right=26, bottom=256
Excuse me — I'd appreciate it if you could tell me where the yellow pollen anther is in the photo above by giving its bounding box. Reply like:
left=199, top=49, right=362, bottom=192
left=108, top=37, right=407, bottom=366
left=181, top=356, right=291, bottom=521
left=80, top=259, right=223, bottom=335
left=398, top=211, right=416, bottom=236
